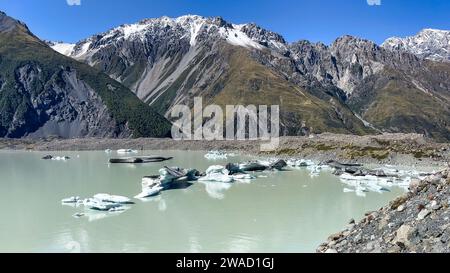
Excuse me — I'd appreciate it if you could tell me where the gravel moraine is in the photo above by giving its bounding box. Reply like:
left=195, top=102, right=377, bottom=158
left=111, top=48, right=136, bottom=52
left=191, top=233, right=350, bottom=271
left=317, top=168, right=450, bottom=253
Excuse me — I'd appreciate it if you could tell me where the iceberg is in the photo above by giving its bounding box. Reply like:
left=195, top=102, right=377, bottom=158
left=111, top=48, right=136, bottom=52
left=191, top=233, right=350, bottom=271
left=51, top=156, right=70, bottom=161
left=232, top=173, right=256, bottom=183
left=83, top=198, right=123, bottom=211
left=287, top=159, right=315, bottom=167
left=204, top=150, right=229, bottom=160
left=134, top=185, right=163, bottom=199
left=92, top=193, right=133, bottom=204
left=61, top=196, right=81, bottom=203
left=198, top=165, right=234, bottom=183
left=117, top=149, right=138, bottom=154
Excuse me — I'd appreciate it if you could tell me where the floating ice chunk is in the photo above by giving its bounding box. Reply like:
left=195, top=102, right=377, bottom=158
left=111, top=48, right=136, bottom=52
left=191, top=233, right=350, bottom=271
left=52, top=156, right=70, bottom=161
left=92, top=194, right=132, bottom=204
left=108, top=206, right=130, bottom=212
left=308, top=165, right=325, bottom=177
left=117, top=149, right=138, bottom=154
left=205, top=165, right=230, bottom=175
left=105, top=149, right=112, bottom=153
left=287, top=159, right=315, bottom=167
left=199, top=165, right=235, bottom=183
left=134, top=186, right=163, bottom=199
left=232, top=173, right=256, bottom=184
left=204, top=151, right=229, bottom=160
left=343, top=188, right=355, bottom=193
left=61, top=196, right=80, bottom=203
left=198, top=173, right=234, bottom=183
left=355, top=189, right=367, bottom=197
left=83, top=198, right=123, bottom=211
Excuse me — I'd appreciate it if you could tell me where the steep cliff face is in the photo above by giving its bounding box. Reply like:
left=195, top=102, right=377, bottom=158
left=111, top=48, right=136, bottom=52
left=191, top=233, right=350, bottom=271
left=5, top=65, right=130, bottom=138
left=259, top=36, right=450, bottom=141
left=0, top=11, right=171, bottom=139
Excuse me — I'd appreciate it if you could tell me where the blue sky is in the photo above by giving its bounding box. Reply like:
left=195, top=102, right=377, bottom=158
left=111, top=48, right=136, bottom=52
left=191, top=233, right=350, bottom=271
left=0, top=0, right=449, bottom=45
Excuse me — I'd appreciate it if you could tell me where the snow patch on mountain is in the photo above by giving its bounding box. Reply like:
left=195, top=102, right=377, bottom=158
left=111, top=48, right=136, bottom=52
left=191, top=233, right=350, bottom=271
left=221, top=25, right=264, bottom=50
left=48, top=42, right=75, bottom=56
left=382, top=29, right=450, bottom=62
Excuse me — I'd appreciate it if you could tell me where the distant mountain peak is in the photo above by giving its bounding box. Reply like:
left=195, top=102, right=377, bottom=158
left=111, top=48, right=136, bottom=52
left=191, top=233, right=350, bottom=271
left=382, top=28, right=450, bottom=62
left=49, top=14, right=289, bottom=60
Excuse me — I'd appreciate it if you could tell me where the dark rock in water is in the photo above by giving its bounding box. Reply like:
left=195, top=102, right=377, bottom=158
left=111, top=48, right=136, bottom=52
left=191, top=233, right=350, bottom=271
left=42, top=155, right=53, bottom=160
left=109, top=156, right=173, bottom=164
left=326, top=160, right=363, bottom=169
left=344, top=167, right=359, bottom=174
left=225, top=163, right=242, bottom=175
left=269, top=159, right=287, bottom=171
left=332, top=169, right=344, bottom=176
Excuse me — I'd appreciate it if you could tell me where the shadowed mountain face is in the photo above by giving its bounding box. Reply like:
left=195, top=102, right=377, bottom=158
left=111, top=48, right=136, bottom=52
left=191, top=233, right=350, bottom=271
left=0, top=12, right=171, bottom=139
left=51, top=15, right=450, bottom=141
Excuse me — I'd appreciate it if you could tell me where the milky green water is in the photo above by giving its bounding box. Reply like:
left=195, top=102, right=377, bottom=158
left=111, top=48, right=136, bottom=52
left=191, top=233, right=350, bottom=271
left=0, top=150, right=404, bottom=253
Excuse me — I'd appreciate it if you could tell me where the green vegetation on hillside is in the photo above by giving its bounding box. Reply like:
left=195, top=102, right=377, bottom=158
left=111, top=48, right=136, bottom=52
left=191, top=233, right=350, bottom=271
left=0, top=21, right=171, bottom=138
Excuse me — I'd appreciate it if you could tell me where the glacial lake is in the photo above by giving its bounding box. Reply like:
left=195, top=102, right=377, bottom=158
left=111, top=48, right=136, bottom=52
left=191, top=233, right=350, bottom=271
left=0, top=150, right=405, bottom=253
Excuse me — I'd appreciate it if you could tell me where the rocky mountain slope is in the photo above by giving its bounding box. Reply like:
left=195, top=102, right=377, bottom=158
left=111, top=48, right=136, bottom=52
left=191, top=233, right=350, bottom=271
left=49, top=15, right=373, bottom=136
left=0, top=12, right=171, bottom=138
left=317, top=168, right=450, bottom=253
left=49, top=16, right=450, bottom=140
left=383, top=29, right=450, bottom=62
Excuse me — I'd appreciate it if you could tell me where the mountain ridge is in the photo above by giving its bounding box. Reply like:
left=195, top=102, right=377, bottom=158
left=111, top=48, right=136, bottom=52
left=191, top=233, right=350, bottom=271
left=46, top=15, right=450, bottom=141
left=0, top=11, right=171, bottom=138
left=4, top=13, right=449, bottom=141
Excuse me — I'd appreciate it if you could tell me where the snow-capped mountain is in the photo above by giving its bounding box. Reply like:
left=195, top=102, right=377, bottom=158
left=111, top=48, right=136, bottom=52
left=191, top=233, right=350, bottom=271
left=47, top=15, right=450, bottom=140
left=52, top=15, right=287, bottom=60
left=382, top=29, right=450, bottom=62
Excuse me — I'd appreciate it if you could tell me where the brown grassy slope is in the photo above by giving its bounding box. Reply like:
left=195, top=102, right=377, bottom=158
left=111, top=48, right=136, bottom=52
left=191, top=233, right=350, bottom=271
left=206, top=44, right=372, bottom=135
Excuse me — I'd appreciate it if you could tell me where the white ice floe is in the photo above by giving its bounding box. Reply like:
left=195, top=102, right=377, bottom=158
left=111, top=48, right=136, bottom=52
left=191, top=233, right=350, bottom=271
left=117, top=149, right=138, bottom=154
left=232, top=173, right=256, bottom=183
left=52, top=156, right=70, bottom=161
left=105, top=149, right=112, bottom=153
left=287, top=159, right=315, bottom=167
left=92, top=193, right=132, bottom=204
left=83, top=198, right=123, bottom=211
left=134, top=185, right=163, bottom=199
left=339, top=173, right=397, bottom=195
left=61, top=196, right=81, bottom=203
left=204, top=151, right=234, bottom=160
left=198, top=165, right=234, bottom=183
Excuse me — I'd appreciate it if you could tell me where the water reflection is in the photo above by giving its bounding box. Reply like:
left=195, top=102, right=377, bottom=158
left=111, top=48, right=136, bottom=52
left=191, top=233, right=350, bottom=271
left=199, top=181, right=232, bottom=200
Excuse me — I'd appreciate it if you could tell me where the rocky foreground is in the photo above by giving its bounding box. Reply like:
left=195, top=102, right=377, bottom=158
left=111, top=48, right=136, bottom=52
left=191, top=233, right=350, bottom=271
left=317, top=168, right=450, bottom=253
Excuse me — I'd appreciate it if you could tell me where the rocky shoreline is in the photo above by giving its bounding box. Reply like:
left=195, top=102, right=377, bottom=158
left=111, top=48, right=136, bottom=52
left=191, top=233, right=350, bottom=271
left=317, top=168, right=450, bottom=253
left=0, top=133, right=449, bottom=168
